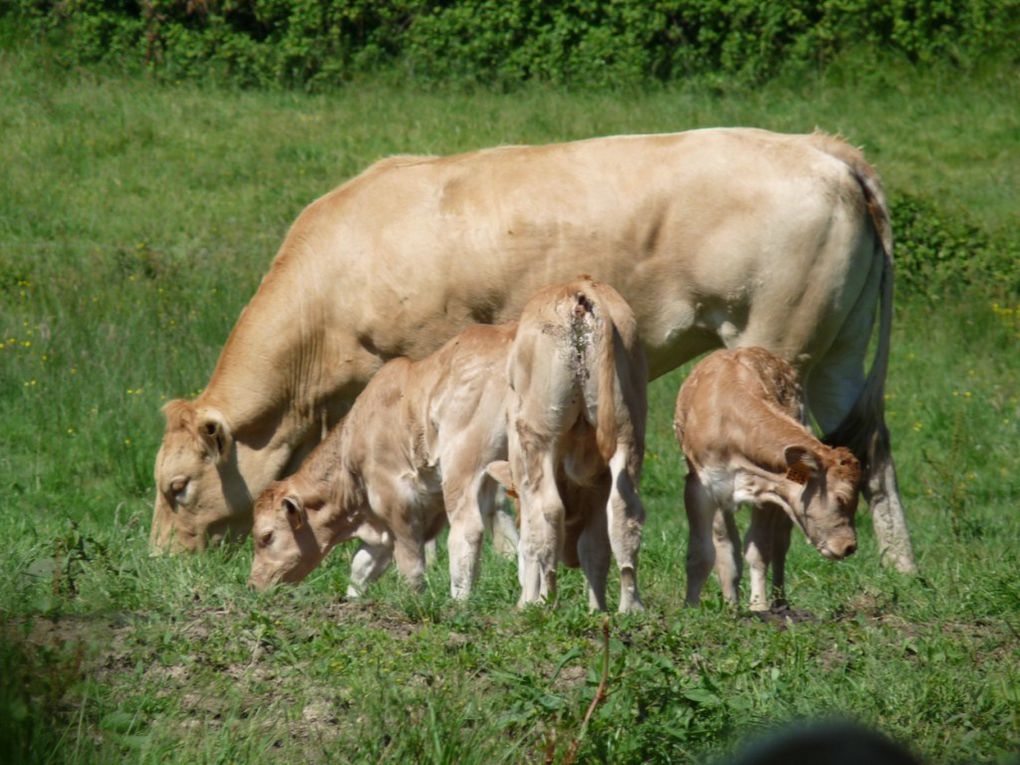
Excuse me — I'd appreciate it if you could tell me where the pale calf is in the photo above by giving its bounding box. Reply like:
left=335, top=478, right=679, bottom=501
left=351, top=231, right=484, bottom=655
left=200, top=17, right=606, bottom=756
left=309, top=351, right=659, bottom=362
left=488, top=278, right=647, bottom=613
left=674, top=347, right=861, bottom=611
left=248, top=324, right=516, bottom=598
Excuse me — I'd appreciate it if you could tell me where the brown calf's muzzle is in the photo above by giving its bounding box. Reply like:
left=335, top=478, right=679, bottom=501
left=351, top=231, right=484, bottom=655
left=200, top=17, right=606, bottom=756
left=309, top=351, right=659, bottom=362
left=818, top=530, right=858, bottom=560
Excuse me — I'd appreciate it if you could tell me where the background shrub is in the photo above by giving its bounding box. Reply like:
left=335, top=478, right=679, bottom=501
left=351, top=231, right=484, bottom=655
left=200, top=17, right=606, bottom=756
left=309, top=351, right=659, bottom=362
left=892, top=192, right=1019, bottom=298
left=6, top=0, right=1018, bottom=89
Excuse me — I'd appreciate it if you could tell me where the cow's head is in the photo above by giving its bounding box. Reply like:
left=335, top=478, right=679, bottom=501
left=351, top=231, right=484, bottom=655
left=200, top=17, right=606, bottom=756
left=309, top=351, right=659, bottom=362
left=247, top=470, right=365, bottom=591
left=780, top=445, right=861, bottom=560
left=150, top=400, right=251, bottom=553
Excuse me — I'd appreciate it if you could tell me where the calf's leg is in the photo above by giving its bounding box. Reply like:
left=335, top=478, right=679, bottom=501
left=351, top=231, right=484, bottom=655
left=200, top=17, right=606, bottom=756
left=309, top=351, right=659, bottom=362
left=346, top=525, right=395, bottom=598
left=575, top=481, right=611, bottom=612
left=684, top=472, right=717, bottom=606
left=769, top=506, right=793, bottom=606
left=486, top=486, right=520, bottom=559
left=443, top=473, right=490, bottom=601
left=606, top=447, right=645, bottom=613
left=393, top=536, right=428, bottom=592
left=713, top=509, right=742, bottom=605
left=744, top=507, right=774, bottom=612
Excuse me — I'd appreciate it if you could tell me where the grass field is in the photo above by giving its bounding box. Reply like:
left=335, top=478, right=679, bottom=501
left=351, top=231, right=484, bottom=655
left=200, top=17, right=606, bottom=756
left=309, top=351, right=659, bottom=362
left=1, top=36, right=1018, bottom=764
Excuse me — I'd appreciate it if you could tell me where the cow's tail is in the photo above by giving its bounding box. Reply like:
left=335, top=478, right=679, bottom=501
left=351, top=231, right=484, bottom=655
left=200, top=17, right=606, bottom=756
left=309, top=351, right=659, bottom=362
left=570, top=285, right=618, bottom=463
left=809, top=132, right=893, bottom=463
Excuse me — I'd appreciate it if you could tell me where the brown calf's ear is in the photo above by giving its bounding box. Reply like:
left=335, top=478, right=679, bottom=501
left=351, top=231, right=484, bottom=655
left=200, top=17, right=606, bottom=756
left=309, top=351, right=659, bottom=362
left=196, top=408, right=233, bottom=465
left=485, top=461, right=517, bottom=498
left=783, top=445, right=820, bottom=485
left=283, top=496, right=304, bottom=532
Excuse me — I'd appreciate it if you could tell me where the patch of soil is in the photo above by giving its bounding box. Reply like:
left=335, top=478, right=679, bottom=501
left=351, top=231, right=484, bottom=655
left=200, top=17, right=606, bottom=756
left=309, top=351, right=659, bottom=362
left=746, top=603, right=816, bottom=629
left=551, top=663, right=589, bottom=692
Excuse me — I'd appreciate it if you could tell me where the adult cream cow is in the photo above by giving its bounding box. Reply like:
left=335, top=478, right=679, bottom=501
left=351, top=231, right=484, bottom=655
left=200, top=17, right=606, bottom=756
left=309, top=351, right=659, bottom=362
left=151, top=127, right=916, bottom=573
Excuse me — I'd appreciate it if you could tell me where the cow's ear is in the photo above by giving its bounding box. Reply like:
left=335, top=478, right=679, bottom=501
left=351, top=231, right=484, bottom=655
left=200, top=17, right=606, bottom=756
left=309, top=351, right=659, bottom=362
left=282, top=496, right=305, bottom=532
left=485, top=461, right=517, bottom=498
left=783, top=445, right=820, bottom=484
left=196, top=408, right=232, bottom=465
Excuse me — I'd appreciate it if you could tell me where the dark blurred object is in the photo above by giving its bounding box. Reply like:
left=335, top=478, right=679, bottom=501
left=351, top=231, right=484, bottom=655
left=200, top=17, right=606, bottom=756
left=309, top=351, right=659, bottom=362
left=725, top=721, right=922, bottom=765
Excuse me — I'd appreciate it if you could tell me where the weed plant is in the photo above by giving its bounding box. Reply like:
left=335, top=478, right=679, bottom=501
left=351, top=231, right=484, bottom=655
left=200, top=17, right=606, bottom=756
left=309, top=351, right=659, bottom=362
left=0, top=37, right=1018, bottom=764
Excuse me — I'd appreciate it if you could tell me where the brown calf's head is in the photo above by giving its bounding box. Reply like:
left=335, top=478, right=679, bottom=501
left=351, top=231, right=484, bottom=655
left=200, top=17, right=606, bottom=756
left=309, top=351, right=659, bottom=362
left=151, top=400, right=252, bottom=554
left=247, top=471, right=366, bottom=591
left=782, top=444, right=861, bottom=560
left=247, top=479, right=327, bottom=590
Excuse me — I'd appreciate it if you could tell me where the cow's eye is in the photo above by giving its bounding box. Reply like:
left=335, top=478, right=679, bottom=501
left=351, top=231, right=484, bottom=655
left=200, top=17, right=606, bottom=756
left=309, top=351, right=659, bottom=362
left=167, top=476, right=189, bottom=505
left=259, top=531, right=274, bottom=548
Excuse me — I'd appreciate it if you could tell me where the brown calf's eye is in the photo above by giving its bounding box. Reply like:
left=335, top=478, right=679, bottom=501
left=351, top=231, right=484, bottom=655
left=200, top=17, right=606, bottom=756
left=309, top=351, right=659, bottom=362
left=259, top=531, right=274, bottom=548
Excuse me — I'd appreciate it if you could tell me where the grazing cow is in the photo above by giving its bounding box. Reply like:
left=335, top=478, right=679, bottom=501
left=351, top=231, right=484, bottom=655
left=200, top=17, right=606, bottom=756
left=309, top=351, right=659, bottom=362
left=247, top=324, right=515, bottom=597
left=486, top=278, right=647, bottom=613
left=152, top=128, right=915, bottom=574
left=673, top=347, right=861, bottom=611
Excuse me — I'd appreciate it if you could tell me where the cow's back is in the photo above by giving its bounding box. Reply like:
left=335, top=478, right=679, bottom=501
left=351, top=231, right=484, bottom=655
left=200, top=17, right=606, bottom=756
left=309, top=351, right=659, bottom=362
left=278, top=129, right=871, bottom=378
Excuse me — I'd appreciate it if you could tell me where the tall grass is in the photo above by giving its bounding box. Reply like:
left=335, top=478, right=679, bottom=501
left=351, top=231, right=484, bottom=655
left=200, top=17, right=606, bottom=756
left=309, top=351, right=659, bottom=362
left=1, top=36, right=1018, bottom=764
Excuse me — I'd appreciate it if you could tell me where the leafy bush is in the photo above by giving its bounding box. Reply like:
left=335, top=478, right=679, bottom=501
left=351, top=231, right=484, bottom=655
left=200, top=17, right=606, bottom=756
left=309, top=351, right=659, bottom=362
left=5, top=0, right=1018, bottom=89
left=892, top=192, right=1019, bottom=298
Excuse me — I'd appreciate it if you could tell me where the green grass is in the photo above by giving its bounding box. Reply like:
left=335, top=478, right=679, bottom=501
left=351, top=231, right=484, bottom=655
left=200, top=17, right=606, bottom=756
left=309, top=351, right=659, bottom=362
left=1, top=36, right=1018, bottom=764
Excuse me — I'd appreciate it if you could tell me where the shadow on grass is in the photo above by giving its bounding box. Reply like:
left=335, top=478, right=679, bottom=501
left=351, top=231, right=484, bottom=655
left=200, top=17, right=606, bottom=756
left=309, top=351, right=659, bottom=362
left=0, top=626, right=84, bottom=764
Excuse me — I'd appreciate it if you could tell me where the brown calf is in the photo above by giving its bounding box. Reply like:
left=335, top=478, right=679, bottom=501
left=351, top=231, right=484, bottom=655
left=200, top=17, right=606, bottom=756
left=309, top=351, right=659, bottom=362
left=674, top=347, right=860, bottom=611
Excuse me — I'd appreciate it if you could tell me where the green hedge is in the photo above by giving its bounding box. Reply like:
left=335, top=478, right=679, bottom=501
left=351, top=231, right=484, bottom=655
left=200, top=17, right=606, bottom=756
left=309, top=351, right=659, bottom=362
left=8, top=0, right=1018, bottom=89
left=892, top=192, right=1019, bottom=298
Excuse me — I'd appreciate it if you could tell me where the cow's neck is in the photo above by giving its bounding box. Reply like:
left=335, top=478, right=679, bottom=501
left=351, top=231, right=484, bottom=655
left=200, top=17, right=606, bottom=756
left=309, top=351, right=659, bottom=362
left=198, top=257, right=335, bottom=494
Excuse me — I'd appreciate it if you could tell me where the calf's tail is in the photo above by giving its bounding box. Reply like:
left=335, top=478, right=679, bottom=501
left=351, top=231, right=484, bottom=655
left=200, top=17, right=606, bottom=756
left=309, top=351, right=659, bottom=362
left=570, top=286, right=618, bottom=463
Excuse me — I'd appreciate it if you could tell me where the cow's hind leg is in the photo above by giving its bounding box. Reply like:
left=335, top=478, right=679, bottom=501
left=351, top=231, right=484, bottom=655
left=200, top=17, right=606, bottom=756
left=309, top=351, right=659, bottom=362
left=606, top=447, right=645, bottom=613
left=807, top=350, right=916, bottom=573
